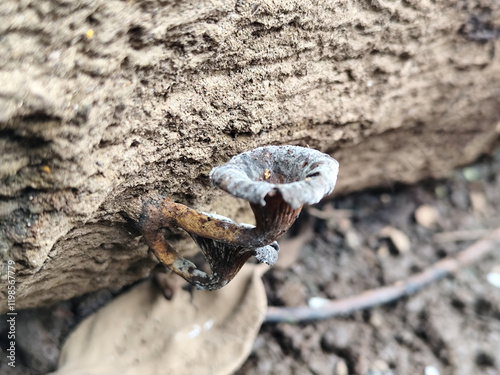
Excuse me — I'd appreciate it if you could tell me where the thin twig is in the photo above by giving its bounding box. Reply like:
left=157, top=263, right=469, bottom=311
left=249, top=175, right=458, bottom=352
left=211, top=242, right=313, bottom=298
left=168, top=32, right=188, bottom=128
left=265, top=226, right=500, bottom=323
left=432, top=229, right=489, bottom=243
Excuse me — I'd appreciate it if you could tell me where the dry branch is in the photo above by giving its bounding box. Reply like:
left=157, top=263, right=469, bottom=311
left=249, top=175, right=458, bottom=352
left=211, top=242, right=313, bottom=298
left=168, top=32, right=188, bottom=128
left=265, top=227, right=500, bottom=323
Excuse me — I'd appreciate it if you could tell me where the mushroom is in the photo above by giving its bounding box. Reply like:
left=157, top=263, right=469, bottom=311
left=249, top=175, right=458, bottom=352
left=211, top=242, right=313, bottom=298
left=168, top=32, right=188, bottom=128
left=210, top=145, right=339, bottom=242
left=138, top=145, right=339, bottom=290
left=139, top=203, right=279, bottom=290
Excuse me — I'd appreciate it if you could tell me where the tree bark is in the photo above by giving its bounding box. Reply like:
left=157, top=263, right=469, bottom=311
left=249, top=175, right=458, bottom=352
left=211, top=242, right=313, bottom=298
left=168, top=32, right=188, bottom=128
left=1, top=0, right=499, bottom=311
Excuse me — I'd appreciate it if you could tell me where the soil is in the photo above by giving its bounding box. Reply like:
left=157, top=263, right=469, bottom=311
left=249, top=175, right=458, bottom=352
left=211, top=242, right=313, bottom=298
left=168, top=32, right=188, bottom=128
left=1, top=149, right=500, bottom=375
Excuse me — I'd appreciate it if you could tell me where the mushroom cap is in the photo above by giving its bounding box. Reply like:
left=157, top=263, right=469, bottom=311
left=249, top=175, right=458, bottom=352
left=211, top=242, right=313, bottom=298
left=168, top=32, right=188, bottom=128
left=189, top=213, right=280, bottom=289
left=210, top=146, right=339, bottom=209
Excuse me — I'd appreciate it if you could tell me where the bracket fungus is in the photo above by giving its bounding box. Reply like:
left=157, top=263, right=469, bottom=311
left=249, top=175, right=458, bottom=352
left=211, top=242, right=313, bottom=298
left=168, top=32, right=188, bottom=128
left=139, top=145, right=339, bottom=290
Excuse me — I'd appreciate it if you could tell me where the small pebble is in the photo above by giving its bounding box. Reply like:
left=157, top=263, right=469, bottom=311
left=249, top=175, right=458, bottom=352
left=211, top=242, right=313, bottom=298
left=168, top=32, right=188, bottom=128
left=345, top=230, right=362, bottom=250
left=335, top=359, right=349, bottom=375
left=307, top=353, right=337, bottom=375
left=380, top=194, right=391, bottom=204
left=414, top=205, right=439, bottom=228
left=336, top=216, right=353, bottom=233
left=308, top=297, right=329, bottom=309
left=424, top=365, right=440, bottom=375
left=487, top=272, right=500, bottom=288
left=371, top=359, right=390, bottom=372
left=369, top=310, right=384, bottom=328
left=321, top=324, right=357, bottom=352
left=469, top=191, right=488, bottom=214
left=462, top=166, right=481, bottom=181
left=377, top=244, right=390, bottom=258
left=380, top=226, right=411, bottom=254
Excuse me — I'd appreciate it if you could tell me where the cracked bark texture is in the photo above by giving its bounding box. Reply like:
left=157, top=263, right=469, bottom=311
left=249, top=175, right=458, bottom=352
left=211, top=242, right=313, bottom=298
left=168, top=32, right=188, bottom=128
left=1, top=0, right=499, bottom=311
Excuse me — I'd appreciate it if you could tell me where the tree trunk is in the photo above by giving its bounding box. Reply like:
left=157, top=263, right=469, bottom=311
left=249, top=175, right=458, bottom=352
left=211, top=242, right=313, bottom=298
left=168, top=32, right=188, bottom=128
left=1, top=0, right=499, bottom=311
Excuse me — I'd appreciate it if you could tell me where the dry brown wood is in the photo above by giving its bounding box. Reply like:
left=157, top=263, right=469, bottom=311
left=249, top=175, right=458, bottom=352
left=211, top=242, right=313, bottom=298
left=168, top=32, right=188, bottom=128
left=3, top=0, right=499, bottom=311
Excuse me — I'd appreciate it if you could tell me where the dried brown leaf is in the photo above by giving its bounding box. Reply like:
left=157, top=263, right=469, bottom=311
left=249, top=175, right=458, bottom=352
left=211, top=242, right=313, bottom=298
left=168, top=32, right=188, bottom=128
left=52, top=265, right=268, bottom=375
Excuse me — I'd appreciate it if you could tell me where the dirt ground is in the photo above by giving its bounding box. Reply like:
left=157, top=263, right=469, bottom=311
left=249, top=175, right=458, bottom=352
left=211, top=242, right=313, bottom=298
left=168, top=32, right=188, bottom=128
left=1, top=148, right=500, bottom=375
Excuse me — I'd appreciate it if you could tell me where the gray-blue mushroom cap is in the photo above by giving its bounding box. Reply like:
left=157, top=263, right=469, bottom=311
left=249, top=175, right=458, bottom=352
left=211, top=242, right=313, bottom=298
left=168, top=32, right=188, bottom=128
left=210, top=145, right=339, bottom=209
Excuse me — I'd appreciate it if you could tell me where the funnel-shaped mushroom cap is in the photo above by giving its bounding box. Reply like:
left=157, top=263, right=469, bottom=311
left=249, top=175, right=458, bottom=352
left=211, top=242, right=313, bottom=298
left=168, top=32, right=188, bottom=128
left=210, top=146, right=339, bottom=210
left=189, top=213, right=280, bottom=290
left=190, top=234, right=279, bottom=290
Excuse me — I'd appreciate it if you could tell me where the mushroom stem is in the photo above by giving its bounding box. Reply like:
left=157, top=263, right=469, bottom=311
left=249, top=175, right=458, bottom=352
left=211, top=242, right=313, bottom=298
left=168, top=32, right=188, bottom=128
left=250, top=192, right=303, bottom=239
left=158, top=198, right=279, bottom=247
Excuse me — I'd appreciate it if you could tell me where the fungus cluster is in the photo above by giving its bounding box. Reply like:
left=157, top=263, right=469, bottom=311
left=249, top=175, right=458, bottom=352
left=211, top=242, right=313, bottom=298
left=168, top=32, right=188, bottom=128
left=139, top=145, right=339, bottom=290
